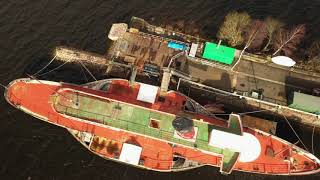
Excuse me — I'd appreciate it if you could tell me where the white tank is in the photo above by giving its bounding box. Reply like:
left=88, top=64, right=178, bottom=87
left=271, top=56, right=296, bottom=67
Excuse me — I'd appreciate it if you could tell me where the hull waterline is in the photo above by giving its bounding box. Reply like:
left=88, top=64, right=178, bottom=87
left=4, top=78, right=320, bottom=175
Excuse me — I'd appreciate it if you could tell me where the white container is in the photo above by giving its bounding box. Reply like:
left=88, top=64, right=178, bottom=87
left=271, top=56, right=296, bottom=67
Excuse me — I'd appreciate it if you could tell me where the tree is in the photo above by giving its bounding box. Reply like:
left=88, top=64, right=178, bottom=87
left=217, top=11, right=251, bottom=47
left=243, top=20, right=268, bottom=51
left=307, top=40, right=320, bottom=60
left=272, top=24, right=306, bottom=56
left=263, top=17, right=284, bottom=51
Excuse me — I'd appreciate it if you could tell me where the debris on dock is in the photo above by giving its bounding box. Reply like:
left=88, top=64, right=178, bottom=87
left=51, top=16, right=320, bottom=129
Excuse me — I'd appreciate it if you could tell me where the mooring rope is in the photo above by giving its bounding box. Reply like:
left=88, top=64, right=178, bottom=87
left=281, top=113, right=309, bottom=151
left=212, top=108, right=275, bottom=116
left=33, top=55, right=57, bottom=77
left=239, top=109, right=272, bottom=115
left=78, top=60, right=97, bottom=81
left=311, top=124, right=316, bottom=154
left=0, top=82, right=8, bottom=90
left=27, top=74, right=75, bottom=104
left=80, top=65, right=89, bottom=82
left=36, top=60, right=69, bottom=77
left=274, top=141, right=299, bottom=156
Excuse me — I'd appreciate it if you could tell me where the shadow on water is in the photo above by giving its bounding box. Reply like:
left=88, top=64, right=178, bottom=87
left=24, top=59, right=109, bottom=84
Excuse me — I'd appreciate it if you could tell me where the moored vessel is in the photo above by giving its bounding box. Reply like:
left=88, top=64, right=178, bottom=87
left=4, top=78, right=320, bottom=175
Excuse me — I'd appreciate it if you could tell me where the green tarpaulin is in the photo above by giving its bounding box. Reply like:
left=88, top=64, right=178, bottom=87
left=202, top=42, right=236, bottom=65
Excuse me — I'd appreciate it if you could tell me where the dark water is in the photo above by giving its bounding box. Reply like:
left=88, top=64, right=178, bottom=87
left=0, top=0, right=320, bottom=179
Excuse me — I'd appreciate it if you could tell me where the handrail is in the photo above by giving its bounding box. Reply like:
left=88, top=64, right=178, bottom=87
left=7, top=91, right=305, bottom=174
left=54, top=102, right=218, bottom=153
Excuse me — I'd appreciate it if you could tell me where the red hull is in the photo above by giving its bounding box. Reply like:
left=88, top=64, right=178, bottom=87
left=4, top=78, right=320, bottom=175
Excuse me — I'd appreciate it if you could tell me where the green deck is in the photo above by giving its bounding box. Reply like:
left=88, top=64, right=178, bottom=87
left=53, top=91, right=240, bottom=172
left=202, top=42, right=236, bottom=65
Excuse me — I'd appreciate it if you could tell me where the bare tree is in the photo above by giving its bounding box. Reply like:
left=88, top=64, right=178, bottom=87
left=243, top=20, right=268, bottom=51
left=217, top=11, right=251, bottom=47
left=263, top=17, right=284, bottom=51
left=307, top=40, right=320, bottom=60
left=272, top=24, right=306, bottom=56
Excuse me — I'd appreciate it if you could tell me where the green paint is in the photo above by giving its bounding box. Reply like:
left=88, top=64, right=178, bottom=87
left=53, top=92, right=230, bottom=163
left=221, top=149, right=240, bottom=174
left=202, top=42, right=236, bottom=65
left=194, top=121, right=209, bottom=141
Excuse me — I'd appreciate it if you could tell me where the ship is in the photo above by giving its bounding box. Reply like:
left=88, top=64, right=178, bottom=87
left=4, top=78, right=320, bottom=175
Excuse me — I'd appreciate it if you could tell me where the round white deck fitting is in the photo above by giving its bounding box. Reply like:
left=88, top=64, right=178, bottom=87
left=209, top=130, right=261, bottom=162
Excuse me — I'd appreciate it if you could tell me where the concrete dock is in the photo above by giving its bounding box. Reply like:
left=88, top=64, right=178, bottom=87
left=53, top=17, right=320, bottom=129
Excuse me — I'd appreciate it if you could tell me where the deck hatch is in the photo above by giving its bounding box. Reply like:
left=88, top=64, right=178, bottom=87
left=149, top=119, right=160, bottom=129
left=119, top=143, right=142, bottom=165
left=137, top=83, right=158, bottom=104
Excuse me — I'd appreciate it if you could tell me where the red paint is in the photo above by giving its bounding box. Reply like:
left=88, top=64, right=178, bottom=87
left=5, top=79, right=320, bottom=175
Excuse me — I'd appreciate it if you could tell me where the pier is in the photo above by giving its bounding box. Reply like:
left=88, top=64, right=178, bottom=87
left=53, top=17, right=320, bottom=129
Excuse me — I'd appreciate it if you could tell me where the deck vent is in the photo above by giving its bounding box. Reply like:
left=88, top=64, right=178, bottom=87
left=149, top=119, right=160, bottom=129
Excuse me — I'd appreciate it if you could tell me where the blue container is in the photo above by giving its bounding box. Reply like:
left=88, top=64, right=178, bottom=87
left=168, top=41, right=185, bottom=50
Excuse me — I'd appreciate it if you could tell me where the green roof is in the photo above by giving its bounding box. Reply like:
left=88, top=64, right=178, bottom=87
left=202, top=42, right=236, bottom=65
left=289, top=92, right=320, bottom=114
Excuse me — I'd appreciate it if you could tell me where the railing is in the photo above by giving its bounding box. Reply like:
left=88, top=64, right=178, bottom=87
left=6, top=90, right=87, bottom=131
left=4, top=93, right=299, bottom=174
left=8, top=90, right=302, bottom=174
left=235, top=89, right=288, bottom=106
left=130, top=17, right=207, bottom=44
left=54, top=102, right=221, bottom=154
left=237, top=162, right=290, bottom=174
left=188, top=56, right=232, bottom=70
left=137, top=31, right=189, bottom=46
